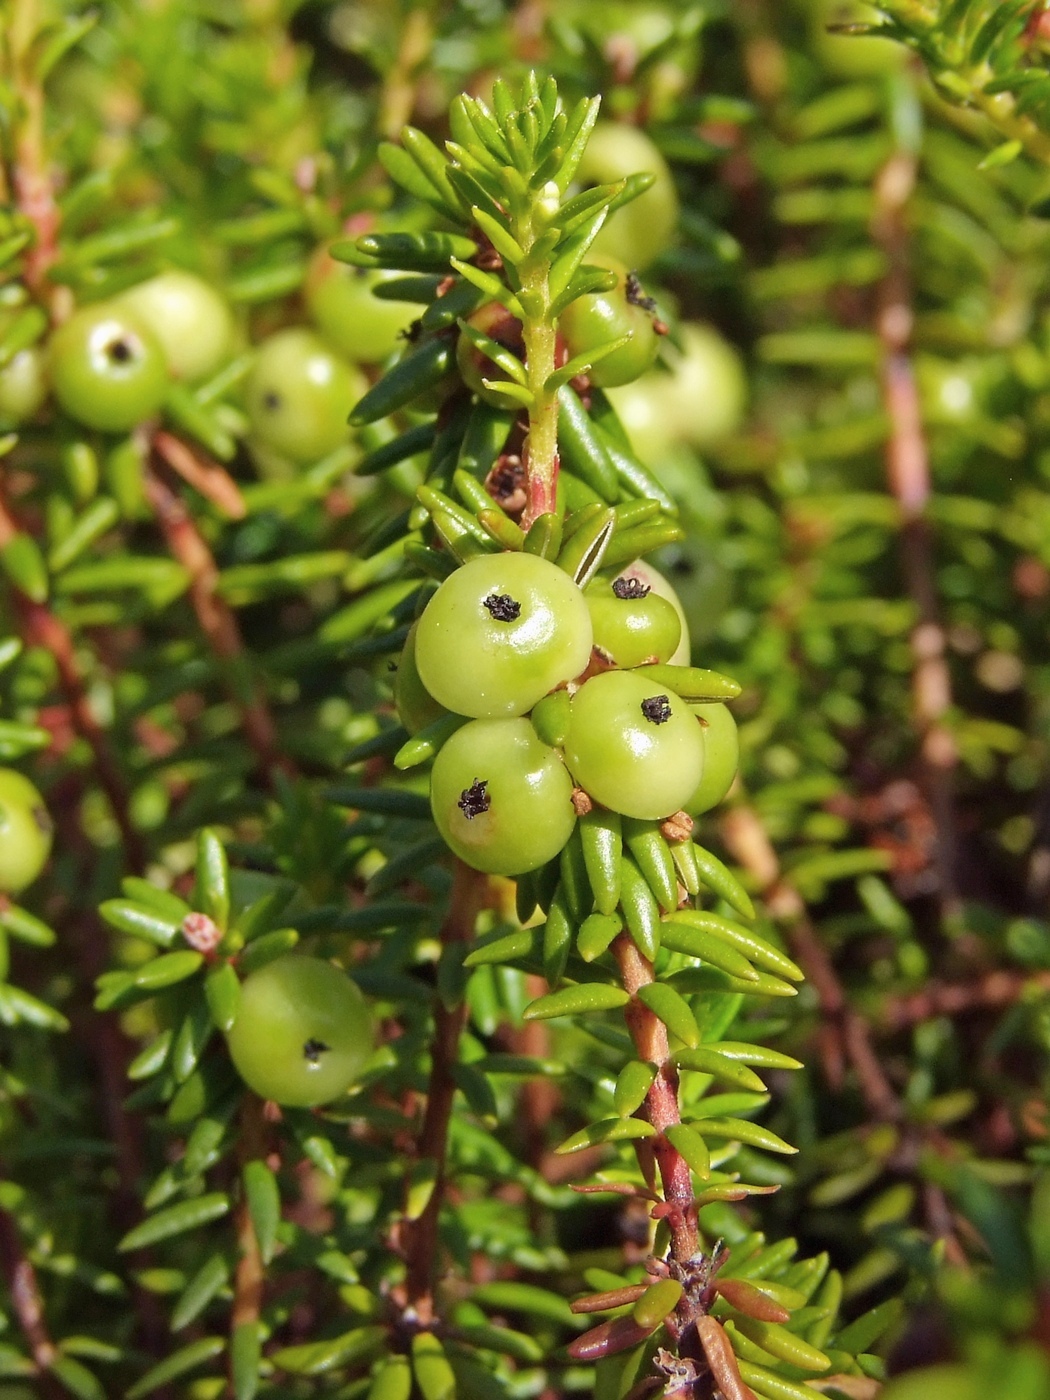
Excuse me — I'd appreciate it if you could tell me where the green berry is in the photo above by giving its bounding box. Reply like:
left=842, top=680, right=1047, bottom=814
left=305, top=247, right=417, bottom=364
left=686, top=703, right=739, bottom=815
left=612, top=561, right=690, bottom=665
left=574, top=122, right=678, bottom=270
left=586, top=572, right=682, bottom=668
left=116, top=270, right=234, bottom=382
left=0, top=346, right=47, bottom=427
left=245, top=328, right=366, bottom=466
left=415, top=553, right=593, bottom=719
left=226, top=955, right=373, bottom=1107
left=565, top=670, right=703, bottom=820
left=430, top=718, right=576, bottom=874
left=0, top=768, right=53, bottom=895
left=559, top=256, right=660, bottom=388
left=49, top=304, right=169, bottom=432
left=608, top=323, right=746, bottom=459
left=395, top=622, right=447, bottom=735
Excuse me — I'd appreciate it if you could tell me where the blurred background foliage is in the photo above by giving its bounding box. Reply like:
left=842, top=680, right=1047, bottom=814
left=2, top=0, right=1050, bottom=1395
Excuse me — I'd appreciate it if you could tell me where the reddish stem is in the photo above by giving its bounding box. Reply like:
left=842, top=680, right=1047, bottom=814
left=7, top=0, right=61, bottom=301
left=229, top=1096, right=269, bottom=1396
left=872, top=146, right=960, bottom=919
left=152, top=431, right=246, bottom=520
left=880, top=968, right=1050, bottom=1032
left=144, top=463, right=294, bottom=787
left=0, top=486, right=145, bottom=872
left=22, top=598, right=146, bottom=870
left=721, top=806, right=900, bottom=1123
left=614, top=935, right=699, bottom=1262
left=401, top=861, right=487, bottom=1323
left=522, top=448, right=560, bottom=530
left=0, top=1204, right=63, bottom=1399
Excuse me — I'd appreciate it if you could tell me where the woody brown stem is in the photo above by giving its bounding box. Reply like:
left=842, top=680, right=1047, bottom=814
left=614, top=935, right=698, bottom=1262
left=144, top=462, right=294, bottom=787
left=401, top=861, right=487, bottom=1323
left=152, top=431, right=246, bottom=520
left=6, top=0, right=61, bottom=302
left=0, top=1203, right=63, bottom=1399
left=879, top=968, right=1050, bottom=1032
left=872, top=142, right=960, bottom=920
left=0, top=485, right=145, bottom=872
left=721, top=806, right=900, bottom=1122
left=229, top=1096, right=268, bottom=1394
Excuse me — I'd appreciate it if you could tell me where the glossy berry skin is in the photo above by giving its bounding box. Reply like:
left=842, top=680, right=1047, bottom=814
left=608, top=323, right=745, bottom=459
left=117, top=270, right=233, bottom=382
left=395, top=623, right=447, bottom=734
left=565, top=671, right=703, bottom=820
left=686, top=702, right=739, bottom=815
left=664, top=324, right=746, bottom=447
left=226, top=955, right=373, bottom=1108
left=585, top=575, right=681, bottom=668
left=305, top=247, right=417, bottom=364
left=49, top=304, right=169, bottom=432
left=0, top=768, right=53, bottom=895
left=574, top=123, right=678, bottom=270
left=430, top=718, right=576, bottom=875
left=415, top=553, right=593, bottom=719
left=456, top=303, right=525, bottom=410
left=0, top=347, right=47, bottom=427
left=613, top=561, right=690, bottom=666
left=559, top=257, right=659, bottom=388
left=245, top=328, right=366, bottom=466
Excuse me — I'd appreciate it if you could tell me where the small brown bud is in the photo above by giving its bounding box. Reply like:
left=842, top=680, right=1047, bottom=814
left=660, top=811, right=694, bottom=844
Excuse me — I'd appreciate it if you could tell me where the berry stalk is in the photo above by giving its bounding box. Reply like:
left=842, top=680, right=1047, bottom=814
left=615, top=933, right=699, bottom=1262
left=516, top=229, right=560, bottom=526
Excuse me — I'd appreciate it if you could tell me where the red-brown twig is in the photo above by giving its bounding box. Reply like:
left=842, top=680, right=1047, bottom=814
left=152, top=431, right=246, bottom=521
left=5, top=0, right=61, bottom=302
left=144, top=461, right=294, bottom=787
left=879, top=968, right=1050, bottom=1033
left=516, top=974, right=562, bottom=1175
left=721, top=805, right=900, bottom=1122
left=400, top=861, right=487, bottom=1323
left=0, top=1203, right=63, bottom=1399
left=718, top=808, right=980, bottom=1262
left=614, top=935, right=699, bottom=1263
left=0, top=484, right=146, bottom=872
left=230, top=1096, right=269, bottom=1397
left=872, top=140, right=960, bottom=919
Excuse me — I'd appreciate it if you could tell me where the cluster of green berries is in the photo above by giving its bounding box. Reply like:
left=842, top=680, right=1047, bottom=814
left=398, top=551, right=739, bottom=878
left=1, top=252, right=416, bottom=472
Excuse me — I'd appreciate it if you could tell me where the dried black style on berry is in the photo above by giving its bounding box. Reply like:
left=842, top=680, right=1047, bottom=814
left=613, top=576, right=650, bottom=600
left=625, top=271, right=658, bottom=314
left=484, top=593, right=521, bottom=621
left=302, top=1038, right=330, bottom=1063
left=641, top=694, right=672, bottom=724
left=107, top=337, right=135, bottom=364
left=458, top=778, right=491, bottom=819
